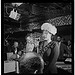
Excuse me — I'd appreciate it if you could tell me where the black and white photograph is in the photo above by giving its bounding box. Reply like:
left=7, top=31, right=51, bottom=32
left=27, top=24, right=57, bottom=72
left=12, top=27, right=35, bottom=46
left=3, top=2, right=73, bottom=75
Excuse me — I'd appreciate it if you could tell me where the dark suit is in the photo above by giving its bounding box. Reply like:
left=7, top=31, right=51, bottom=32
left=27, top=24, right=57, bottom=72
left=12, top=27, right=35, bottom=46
left=58, top=42, right=68, bottom=60
left=11, top=47, right=20, bottom=54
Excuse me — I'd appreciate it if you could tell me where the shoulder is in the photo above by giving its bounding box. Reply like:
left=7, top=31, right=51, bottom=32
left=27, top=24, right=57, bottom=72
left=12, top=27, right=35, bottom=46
left=52, top=41, right=57, bottom=44
left=51, top=41, right=59, bottom=49
left=49, top=41, right=57, bottom=49
left=61, top=42, right=66, bottom=46
left=52, top=42, right=59, bottom=52
left=51, top=41, right=57, bottom=46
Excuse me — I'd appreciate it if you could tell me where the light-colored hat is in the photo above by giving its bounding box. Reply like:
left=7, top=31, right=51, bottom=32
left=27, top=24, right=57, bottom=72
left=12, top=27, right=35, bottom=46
left=41, top=23, right=57, bottom=35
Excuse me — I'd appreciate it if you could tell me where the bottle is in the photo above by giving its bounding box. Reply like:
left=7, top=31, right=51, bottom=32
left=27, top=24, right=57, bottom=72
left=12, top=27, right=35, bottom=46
left=15, top=61, right=19, bottom=74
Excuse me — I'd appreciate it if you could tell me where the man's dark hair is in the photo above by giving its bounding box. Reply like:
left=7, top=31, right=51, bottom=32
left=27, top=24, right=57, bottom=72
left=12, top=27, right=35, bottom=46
left=19, top=57, right=42, bottom=74
left=57, top=35, right=62, bottom=38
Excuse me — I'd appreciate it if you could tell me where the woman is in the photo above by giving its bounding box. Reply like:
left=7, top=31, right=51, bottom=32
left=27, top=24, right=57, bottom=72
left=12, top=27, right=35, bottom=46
left=25, top=33, right=35, bottom=53
left=18, top=34, right=44, bottom=74
left=19, top=52, right=44, bottom=74
left=39, top=23, right=59, bottom=74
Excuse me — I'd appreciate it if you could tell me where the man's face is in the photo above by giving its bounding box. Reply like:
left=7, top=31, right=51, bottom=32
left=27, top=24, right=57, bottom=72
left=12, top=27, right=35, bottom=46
left=57, top=36, right=61, bottom=42
left=42, top=30, right=51, bottom=41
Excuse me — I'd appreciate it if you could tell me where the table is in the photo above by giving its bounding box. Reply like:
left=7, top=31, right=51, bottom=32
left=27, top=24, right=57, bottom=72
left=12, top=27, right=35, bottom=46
left=56, top=61, right=72, bottom=73
left=4, top=60, right=19, bottom=74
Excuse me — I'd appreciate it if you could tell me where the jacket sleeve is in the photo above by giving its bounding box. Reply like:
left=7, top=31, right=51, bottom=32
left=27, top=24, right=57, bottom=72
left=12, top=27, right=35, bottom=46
left=49, top=42, right=59, bottom=66
left=63, top=43, right=68, bottom=54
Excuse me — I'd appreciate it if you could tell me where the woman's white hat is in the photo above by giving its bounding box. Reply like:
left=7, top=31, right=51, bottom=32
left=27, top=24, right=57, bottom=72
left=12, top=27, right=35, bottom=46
left=41, top=23, right=57, bottom=35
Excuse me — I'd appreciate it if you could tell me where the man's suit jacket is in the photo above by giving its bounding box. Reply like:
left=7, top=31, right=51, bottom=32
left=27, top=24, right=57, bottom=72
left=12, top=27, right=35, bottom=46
left=58, top=42, right=68, bottom=59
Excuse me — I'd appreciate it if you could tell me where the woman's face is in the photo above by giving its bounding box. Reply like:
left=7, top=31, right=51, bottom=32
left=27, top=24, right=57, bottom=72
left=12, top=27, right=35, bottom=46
left=26, top=36, right=34, bottom=52
left=42, top=30, right=52, bottom=41
left=14, top=42, right=18, bottom=48
left=26, top=36, right=34, bottom=44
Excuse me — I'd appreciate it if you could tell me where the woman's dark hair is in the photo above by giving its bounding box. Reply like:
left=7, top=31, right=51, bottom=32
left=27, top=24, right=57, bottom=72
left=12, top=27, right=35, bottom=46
left=19, top=57, right=42, bottom=74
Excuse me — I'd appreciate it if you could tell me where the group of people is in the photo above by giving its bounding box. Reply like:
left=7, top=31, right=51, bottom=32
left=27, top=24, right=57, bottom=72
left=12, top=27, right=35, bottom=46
left=7, top=23, right=71, bottom=74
